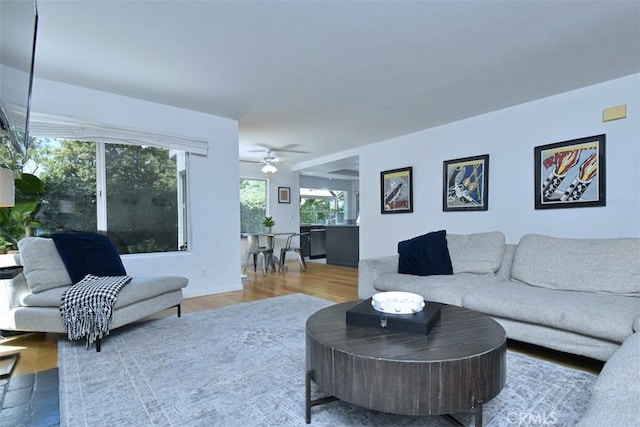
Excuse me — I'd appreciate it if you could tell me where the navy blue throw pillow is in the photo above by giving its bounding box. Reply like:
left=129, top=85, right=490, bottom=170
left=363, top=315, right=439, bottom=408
left=51, top=232, right=127, bottom=284
left=397, top=230, right=453, bottom=276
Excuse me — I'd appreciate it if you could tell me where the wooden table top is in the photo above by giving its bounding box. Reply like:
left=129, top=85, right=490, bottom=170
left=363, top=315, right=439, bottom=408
left=306, top=301, right=506, bottom=362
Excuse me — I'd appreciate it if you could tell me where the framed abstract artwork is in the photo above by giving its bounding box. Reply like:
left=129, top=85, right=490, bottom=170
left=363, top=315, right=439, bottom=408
left=380, top=166, right=413, bottom=214
left=534, top=134, right=606, bottom=209
left=443, top=154, right=489, bottom=211
left=278, top=186, right=291, bottom=204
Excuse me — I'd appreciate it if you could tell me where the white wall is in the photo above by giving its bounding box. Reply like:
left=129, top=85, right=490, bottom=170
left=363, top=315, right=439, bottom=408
left=359, top=74, right=640, bottom=258
left=30, top=76, right=242, bottom=298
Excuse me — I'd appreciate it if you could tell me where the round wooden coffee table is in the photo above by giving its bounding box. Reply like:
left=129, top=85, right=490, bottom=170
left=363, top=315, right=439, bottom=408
left=305, top=301, right=506, bottom=426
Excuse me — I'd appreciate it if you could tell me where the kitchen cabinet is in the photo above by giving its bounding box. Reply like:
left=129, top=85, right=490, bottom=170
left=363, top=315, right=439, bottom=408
left=325, top=225, right=359, bottom=268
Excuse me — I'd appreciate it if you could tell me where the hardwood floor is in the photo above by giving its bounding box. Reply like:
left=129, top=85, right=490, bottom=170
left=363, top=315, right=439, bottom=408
left=0, top=260, right=602, bottom=377
left=0, top=260, right=358, bottom=377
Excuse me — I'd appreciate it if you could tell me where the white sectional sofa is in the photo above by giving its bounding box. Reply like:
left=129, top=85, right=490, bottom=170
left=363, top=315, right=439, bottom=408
left=359, top=231, right=640, bottom=362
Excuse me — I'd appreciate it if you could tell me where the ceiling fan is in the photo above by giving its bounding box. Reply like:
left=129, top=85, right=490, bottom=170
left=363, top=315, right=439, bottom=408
left=241, top=145, right=310, bottom=174
left=240, top=149, right=281, bottom=174
left=260, top=150, right=278, bottom=174
left=248, top=144, right=309, bottom=155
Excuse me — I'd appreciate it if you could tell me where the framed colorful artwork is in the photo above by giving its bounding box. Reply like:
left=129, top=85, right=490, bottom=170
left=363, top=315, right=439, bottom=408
left=534, top=134, right=606, bottom=209
left=443, top=154, right=489, bottom=211
left=380, top=166, right=413, bottom=214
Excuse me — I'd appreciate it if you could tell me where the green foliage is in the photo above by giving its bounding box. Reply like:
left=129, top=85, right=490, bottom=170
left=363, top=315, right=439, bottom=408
left=0, top=172, right=45, bottom=251
left=300, top=193, right=345, bottom=224
left=0, top=135, right=43, bottom=172
left=36, top=139, right=97, bottom=233
left=240, top=179, right=266, bottom=233
left=300, top=198, right=326, bottom=224
left=262, top=216, right=275, bottom=227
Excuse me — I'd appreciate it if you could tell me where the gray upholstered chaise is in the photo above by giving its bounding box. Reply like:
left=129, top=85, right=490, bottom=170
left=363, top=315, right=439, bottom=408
left=0, top=237, right=188, bottom=350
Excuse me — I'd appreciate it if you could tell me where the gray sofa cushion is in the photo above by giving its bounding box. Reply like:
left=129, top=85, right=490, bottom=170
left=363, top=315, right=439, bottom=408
left=21, top=275, right=188, bottom=309
left=462, top=281, right=640, bottom=343
left=446, top=231, right=505, bottom=275
left=374, top=272, right=503, bottom=306
left=511, top=234, right=640, bottom=295
left=18, top=237, right=72, bottom=293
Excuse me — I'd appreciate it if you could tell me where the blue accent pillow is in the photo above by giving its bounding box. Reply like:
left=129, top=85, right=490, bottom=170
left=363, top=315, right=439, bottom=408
left=51, top=232, right=127, bottom=284
left=398, top=230, right=453, bottom=276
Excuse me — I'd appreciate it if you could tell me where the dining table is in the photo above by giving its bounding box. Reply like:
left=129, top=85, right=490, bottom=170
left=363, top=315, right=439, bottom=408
left=242, top=232, right=298, bottom=274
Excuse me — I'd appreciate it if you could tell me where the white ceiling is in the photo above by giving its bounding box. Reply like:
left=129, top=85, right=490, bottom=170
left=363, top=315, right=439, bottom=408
left=3, top=0, right=640, bottom=178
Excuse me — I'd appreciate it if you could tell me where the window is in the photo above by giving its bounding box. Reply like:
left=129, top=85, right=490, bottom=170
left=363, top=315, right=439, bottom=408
left=36, top=139, right=98, bottom=234
left=33, top=138, right=188, bottom=254
left=240, top=178, right=266, bottom=233
left=300, top=188, right=346, bottom=225
left=104, top=144, right=184, bottom=253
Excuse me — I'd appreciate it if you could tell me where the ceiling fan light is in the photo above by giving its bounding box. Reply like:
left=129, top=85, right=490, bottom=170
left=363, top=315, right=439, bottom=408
left=261, top=163, right=277, bottom=174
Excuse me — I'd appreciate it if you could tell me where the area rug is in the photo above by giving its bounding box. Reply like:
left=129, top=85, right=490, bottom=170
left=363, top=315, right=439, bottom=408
left=58, top=294, right=597, bottom=426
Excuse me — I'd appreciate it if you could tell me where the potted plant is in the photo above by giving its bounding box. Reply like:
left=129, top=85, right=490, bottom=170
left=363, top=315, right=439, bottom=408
left=262, top=216, right=275, bottom=233
left=0, top=172, right=45, bottom=253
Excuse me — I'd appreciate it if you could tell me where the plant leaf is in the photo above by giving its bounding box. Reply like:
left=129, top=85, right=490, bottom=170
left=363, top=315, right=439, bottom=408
left=14, top=173, right=45, bottom=193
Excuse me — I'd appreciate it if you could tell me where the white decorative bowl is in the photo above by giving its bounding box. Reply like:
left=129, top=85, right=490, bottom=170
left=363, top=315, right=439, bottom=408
left=371, top=291, right=425, bottom=314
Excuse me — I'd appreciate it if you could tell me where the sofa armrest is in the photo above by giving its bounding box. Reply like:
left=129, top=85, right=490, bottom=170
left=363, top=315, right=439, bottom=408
left=0, top=272, right=29, bottom=312
left=576, top=332, right=640, bottom=426
left=358, top=255, right=398, bottom=299
left=634, top=315, right=640, bottom=333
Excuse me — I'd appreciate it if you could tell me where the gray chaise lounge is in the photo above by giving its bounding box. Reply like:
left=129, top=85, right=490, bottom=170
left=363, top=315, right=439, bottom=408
left=0, top=237, right=188, bottom=350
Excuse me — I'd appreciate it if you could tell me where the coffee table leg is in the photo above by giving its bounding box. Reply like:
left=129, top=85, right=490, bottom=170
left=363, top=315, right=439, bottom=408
left=305, top=370, right=312, bottom=424
left=305, top=369, right=338, bottom=424
left=474, top=399, right=483, bottom=427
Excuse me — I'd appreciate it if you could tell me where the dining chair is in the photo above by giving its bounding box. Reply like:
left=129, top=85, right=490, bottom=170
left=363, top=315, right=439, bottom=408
left=243, top=234, right=276, bottom=276
left=278, top=232, right=309, bottom=272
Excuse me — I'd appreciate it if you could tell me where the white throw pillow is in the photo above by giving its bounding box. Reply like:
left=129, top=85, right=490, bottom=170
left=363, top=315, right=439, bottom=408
left=18, top=237, right=72, bottom=293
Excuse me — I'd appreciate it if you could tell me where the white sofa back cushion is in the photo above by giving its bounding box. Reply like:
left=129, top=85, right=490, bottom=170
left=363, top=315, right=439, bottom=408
left=18, top=237, right=72, bottom=293
left=512, top=234, right=640, bottom=295
left=446, top=231, right=506, bottom=275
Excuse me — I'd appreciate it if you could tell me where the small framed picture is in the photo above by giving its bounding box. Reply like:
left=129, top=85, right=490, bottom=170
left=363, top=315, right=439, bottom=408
left=380, top=166, right=413, bottom=214
left=443, top=154, right=489, bottom=212
left=278, top=186, right=291, bottom=204
left=534, top=134, right=606, bottom=209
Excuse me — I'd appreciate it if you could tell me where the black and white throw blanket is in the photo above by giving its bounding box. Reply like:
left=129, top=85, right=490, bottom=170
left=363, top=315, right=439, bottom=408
left=60, top=274, right=132, bottom=347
